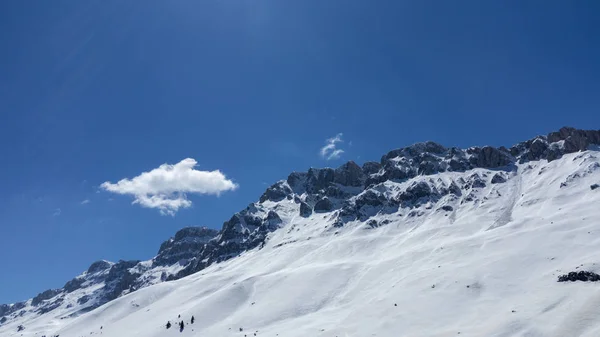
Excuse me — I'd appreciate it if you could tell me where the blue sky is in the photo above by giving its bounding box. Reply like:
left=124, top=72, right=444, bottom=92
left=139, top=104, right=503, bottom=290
left=1, top=0, right=599, bottom=304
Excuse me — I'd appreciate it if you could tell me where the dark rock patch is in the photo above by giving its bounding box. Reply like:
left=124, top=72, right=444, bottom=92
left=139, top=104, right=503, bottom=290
left=491, top=173, right=507, bottom=184
left=87, top=260, right=112, bottom=274
left=334, top=161, right=365, bottom=186
left=362, top=161, right=382, bottom=175
left=299, top=202, right=312, bottom=218
left=32, top=289, right=62, bottom=306
left=259, top=183, right=292, bottom=203
left=314, top=197, right=334, bottom=212
left=558, top=271, right=600, bottom=282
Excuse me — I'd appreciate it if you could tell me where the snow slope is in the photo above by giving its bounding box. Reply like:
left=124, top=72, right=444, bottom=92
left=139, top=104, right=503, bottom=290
left=3, top=149, right=600, bottom=337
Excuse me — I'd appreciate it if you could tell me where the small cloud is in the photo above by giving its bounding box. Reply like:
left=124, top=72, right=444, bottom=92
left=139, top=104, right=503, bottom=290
left=101, top=158, right=238, bottom=216
left=52, top=208, right=61, bottom=216
left=320, top=133, right=345, bottom=160
left=80, top=199, right=90, bottom=205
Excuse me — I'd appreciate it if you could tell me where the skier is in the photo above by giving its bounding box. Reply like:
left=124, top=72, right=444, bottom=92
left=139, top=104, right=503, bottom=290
left=191, top=316, right=195, bottom=324
left=166, top=321, right=171, bottom=329
left=179, top=321, right=184, bottom=332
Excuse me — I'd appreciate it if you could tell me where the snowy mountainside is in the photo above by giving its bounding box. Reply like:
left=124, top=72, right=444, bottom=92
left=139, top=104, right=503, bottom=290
left=3, top=127, right=600, bottom=337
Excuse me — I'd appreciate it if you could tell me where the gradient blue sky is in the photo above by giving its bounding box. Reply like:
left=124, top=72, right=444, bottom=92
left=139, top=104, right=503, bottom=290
left=1, top=0, right=599, bottom=304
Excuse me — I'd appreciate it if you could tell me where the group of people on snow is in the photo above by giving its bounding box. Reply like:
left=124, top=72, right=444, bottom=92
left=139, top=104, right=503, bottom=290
left=166, top=315, right=195, bottom=332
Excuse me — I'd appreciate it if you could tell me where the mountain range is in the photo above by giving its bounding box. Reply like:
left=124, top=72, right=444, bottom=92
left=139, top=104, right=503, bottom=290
left=2, top=126, right=600, bottom=337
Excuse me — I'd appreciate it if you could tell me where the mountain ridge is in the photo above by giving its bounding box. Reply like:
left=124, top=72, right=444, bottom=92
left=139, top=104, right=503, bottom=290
left=2, top=126, right=599, bottom=327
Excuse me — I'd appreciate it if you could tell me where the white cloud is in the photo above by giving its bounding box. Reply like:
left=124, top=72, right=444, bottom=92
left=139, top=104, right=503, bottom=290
left=80, top=199, right=90, bottom=205
left=100, top=158, right=238, bottom=216
left=52, top=208, right=61, bottom=216
left=320, top=133, right=345, bottom=160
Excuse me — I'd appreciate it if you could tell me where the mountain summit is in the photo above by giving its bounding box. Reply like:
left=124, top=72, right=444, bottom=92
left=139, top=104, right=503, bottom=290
left=2, top=127, right=600, bottom=337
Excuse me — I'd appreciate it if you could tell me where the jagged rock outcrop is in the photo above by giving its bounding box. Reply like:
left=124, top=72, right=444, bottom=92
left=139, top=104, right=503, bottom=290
left=101, top=260, right=141, bottom=302
left=87, top=261, right=112, bottom=274
left=31, top=290, right=62, bottom=307
left=260, top=183, right=292, bottom=203
left=362, top=161, right=382, bottom=175
left=491, top=173, right=507, bottom=184
left=155, top=227, right=219, bottom=266
left=306, top=168, right=336, bottom=193
left=299, top=202, right=312, bottom=217
left=314, top=197, right=334, bottom=212
left=334, top=161, right=365, bottom=186
left=511, top=127, right=600, bottom=163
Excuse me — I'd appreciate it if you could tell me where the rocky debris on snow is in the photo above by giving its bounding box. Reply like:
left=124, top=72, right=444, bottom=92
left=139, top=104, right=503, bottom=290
left=465, top=173, right=486, bottom=189
left=397, top=181, right=441, bottom=207
left=591, top=184, right=599, bottom=190
left=491, top=173, right=507, bottom=184
left=557, top=271, right=600, bottom=282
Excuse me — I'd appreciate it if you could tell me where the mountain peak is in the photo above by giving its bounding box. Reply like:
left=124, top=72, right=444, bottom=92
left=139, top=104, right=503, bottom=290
left=86, top=260, right=113, bottom=274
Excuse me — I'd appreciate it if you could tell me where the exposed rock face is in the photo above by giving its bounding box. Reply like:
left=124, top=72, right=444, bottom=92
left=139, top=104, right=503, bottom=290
left=466, top=173, right=486, bottom=189
left=101, top=260, right=141, bottom=302
left=306, top=168, right=336, bottom=193
left=440, top=205, right=453, bottom=212
left=398, top=181, right=438, bottom=205
left=260, top=183, right=292, bottom=203
left=491, top=173, right=507, bottom=184
left=548, top=127, right=600, bottom=151
left=355, top=190, right=387, bottom=209
left=558, top=271, right=600, bottom=282
left=155, top=227, right=219, bottom=266
left=63, top=277, right=85, bottom=293
left=314, top=197, right=334, bottom=212
left=265, top=211, right=282, bottom=230
left=31, top=289, right=62, bottom=307
left=511, top=127, right=600, bottom=163
left=299, top=202, right=312, bottom=217
left=334, top=161, right=365, bottom=187
left=362, top=161, right=382, bottom=175
left=87, top=261, right=112, bottom=274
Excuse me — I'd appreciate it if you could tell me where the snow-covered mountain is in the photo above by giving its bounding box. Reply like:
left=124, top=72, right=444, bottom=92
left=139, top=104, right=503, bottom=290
left=3, top=126, right=600, bottom=337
